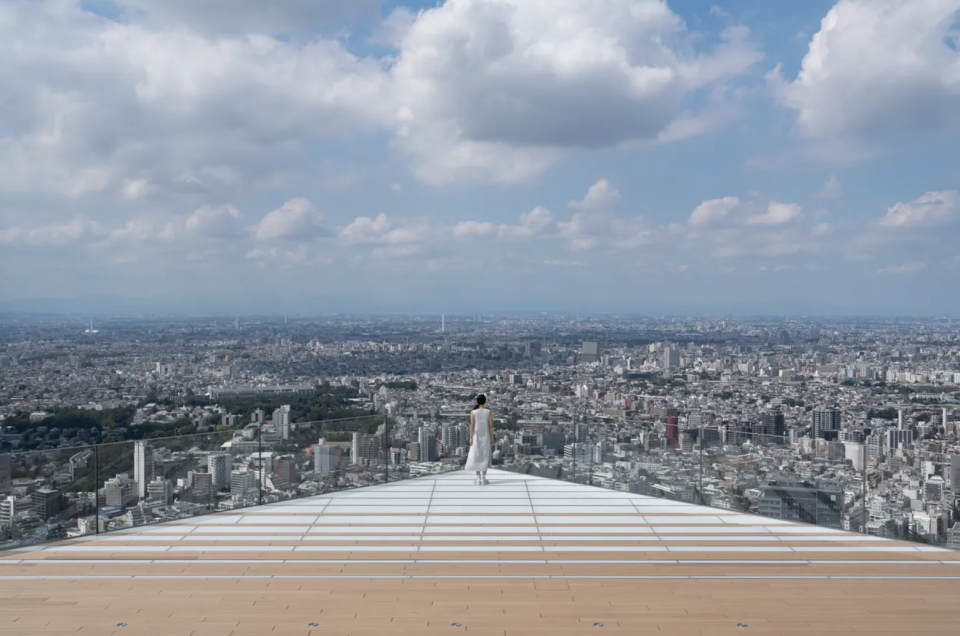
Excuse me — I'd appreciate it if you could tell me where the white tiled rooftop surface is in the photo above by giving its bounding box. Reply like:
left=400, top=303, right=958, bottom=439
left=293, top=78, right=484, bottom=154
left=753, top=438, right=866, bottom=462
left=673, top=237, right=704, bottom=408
left=3, top=470, right=960, bottom=635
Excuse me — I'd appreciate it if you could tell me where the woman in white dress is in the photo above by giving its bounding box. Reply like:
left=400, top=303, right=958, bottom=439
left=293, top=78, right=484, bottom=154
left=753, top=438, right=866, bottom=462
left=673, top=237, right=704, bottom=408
left=464, top=394, right=493, bottom=485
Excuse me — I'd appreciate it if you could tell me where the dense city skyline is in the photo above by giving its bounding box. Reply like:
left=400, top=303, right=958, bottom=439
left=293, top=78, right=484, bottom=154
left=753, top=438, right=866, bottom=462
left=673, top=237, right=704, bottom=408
left=3, top=313, right=960, bottom=550
left=2, top=0, right=959, bottom=313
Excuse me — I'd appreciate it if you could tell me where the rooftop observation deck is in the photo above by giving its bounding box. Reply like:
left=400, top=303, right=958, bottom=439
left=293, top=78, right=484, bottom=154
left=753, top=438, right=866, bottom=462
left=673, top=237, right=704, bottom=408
left=3, top=469, right=960, bottom=636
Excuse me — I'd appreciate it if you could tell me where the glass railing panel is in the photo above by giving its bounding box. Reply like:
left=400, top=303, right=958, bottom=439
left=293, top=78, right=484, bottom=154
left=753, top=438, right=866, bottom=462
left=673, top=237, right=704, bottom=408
left=261, top=415, right=386, bottom=501
left=700, top=426, right=757, bottom=515
left=94, top=432, right=234, bottom=532
left=701, top=427, right=847, bottom=530
left=12, top=416, right=949, bottom=552
left=494, top=422, right=566, bottom=482
left=606, top=424, right=700, bottom=503
left=219, top=427, right=264, bottom=511
left=93, top=438, right=134, bottom=534
left=864, top=439, right=949, bottom=548
left=387, top=413, right=465, bottom=483
left=0, top=445, right=99, bottom=549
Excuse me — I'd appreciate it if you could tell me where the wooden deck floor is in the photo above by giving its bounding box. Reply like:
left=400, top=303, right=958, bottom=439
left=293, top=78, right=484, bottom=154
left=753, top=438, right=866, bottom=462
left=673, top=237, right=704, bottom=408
left=3, top=470, right=959, bottom=635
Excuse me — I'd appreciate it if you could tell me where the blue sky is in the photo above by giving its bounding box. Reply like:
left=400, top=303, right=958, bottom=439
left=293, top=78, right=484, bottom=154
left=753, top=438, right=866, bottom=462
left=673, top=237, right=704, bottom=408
left=1, top=0, right=959, bottom=315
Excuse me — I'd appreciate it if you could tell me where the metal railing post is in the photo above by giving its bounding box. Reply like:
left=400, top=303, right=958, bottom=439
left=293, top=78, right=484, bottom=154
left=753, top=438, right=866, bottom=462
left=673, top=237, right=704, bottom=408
left=258, top=433, right=263, bottom=507
left=384, top=414, right=389, bottom=484
left=861, top=443, right=867, bottom=535
left=572, top=404, right=577, bottom=484
left=699, top=426, right=704, bottom=506
left=94, top=445, right=100, bottom=535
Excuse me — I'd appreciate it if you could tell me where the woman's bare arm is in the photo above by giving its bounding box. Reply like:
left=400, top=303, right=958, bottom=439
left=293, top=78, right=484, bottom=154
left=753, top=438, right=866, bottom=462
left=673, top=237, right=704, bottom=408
left=488, top=410, right=494, bottom=442
left=469, top=411, right=474, bottom=444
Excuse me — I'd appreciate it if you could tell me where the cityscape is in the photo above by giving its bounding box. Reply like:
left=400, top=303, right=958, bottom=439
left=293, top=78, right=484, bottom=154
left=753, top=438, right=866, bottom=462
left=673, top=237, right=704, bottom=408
left=2, top=314, right=959, bottom=549
left=3, top=0, right=960, bottom=632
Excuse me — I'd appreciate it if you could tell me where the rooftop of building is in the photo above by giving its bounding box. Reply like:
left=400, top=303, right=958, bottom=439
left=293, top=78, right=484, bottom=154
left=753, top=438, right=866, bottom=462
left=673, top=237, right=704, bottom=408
left=3, top=469, right=960, bottom=635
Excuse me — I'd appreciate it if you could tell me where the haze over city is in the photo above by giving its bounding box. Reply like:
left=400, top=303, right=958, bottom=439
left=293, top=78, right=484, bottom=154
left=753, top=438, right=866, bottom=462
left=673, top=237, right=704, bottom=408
left=1, top=0, right=958, bottom=315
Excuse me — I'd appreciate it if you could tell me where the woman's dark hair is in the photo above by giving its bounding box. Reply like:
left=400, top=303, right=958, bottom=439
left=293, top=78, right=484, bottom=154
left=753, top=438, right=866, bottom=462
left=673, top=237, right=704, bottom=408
left=476, top=394, right=486, bottom=408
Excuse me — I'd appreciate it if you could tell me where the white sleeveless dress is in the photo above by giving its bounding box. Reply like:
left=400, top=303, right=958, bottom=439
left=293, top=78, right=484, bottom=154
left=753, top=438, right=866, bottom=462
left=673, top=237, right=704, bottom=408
left=464, top=408, right=492, bottom=471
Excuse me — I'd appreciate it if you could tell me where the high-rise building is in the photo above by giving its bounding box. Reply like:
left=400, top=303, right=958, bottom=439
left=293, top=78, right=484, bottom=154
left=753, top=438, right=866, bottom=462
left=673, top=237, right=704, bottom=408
left=274, top=458, right=298, bottom=485
left=656, top=406, right=679, bottom=420
left=761, top=409, right=786, bottom=439
left=812, top=406, right=841, bottom=439
left=406, top=442, right=420, bottom=461
left=924, top=476, right=945, bottom=502
left=231, top=470, right=255, bottom=494
left=314, top=439, right=339, bottom=475
left=564, top=443, right=601, bottom=463
left=701, top=427, right=721, bottom=447
left=0, top=495, right=16, bottom=530
left=189, top=471, right=214, bottom=504
left=666, top=417, right=679, bottom=449
left=758, top=481, right=842, bottom=529
left=418, top=427, right=438, bottom=462
left=687, top=411, right=703, bottom=431
left=441, top=424, right=469, bottom=453
left=947, top=523, right=960, bottom=550
left=134, top=441, right=154, bottom=500
left=580, top=342, right=600, bottom=364
left=105, top=473, right=138, bottom=507
left=540, top=432, right=566, bottom=453
left=663, top=348, right=680, bottom=369
left=887, top=428, right=915, bottom=451
left=146, top=477, right=173, bottom=505
left=0, top=454, right=11, bottom=495
left=273, top=405, right=291, bottom=440
left=351, top=433, right=380, bottom=466
left=574, top=421, right=590, bottom=444
left=31, top=488, right=63, bottom=522
left=441, top=424, right=457, bottom=451
left=950, top=455, right=960, bottom=493
left=207, top=453, right=231, bottom=491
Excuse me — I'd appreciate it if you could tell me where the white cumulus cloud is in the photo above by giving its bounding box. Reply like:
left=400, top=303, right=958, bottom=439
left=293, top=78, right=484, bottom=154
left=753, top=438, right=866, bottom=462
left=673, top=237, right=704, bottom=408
left=878, top=190, right=960, bottom=228
left=689, top=197, right=741, bottom=226
left=255, top=198, right=329, bottom=241
left=339, top=213, right=425, bottom=249
left=747, top=202, right=803, bottom=226
left=0, top=1, right=389, bottom=202
left=161, top=204, right=245, bottom=241
left=454, top=221, right=498, bottom=240
left=501, top=206, right=557, bottom=240
left=114, top=0, right=381, bottom=35
left=773, top=0, right=960, bottom=138
left=388, top=0, right=762, bottom=184
left=0, top=217, right=105, bottom=246
left=569, top=179, right=621, bottom=211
